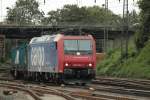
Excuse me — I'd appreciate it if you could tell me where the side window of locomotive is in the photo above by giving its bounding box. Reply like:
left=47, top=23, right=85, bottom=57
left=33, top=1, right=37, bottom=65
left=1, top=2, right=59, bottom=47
left=50, top=42, right=57, bottom=50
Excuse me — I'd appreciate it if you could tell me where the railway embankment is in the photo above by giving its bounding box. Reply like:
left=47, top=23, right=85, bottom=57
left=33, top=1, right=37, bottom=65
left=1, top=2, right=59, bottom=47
left=97, top=40, right=150, bottom=79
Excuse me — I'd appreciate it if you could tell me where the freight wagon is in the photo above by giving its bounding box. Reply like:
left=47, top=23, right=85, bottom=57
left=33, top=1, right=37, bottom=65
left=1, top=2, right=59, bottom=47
left=11, top=34, right=96, bottom=82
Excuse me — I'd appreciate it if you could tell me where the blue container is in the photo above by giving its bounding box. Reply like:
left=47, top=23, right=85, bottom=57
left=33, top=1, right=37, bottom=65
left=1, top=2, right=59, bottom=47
left=11, top=43, right=27, bottom=67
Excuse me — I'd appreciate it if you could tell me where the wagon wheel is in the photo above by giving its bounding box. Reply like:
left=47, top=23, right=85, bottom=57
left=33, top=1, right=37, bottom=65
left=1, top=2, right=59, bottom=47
left=14, top=70, right=18, bottom=79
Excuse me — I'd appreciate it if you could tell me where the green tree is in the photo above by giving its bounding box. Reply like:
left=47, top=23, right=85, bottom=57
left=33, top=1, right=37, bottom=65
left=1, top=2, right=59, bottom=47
left=136, top=0, right=150, bottom=49
left=42, top=10, right=61, bottom=25
left=129, top=10, right=140, bottom=29
left=60, top=5, right=88, bottom=24
left=44, top=5, right=122, bottom=27
left=6, top=0, right=44, bottom=25
left=85, top=6, right=121, bottom=26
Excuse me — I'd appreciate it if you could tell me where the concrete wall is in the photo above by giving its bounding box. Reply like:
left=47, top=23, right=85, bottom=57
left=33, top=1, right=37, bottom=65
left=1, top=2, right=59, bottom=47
left=95, top=33, right=134, bottom=53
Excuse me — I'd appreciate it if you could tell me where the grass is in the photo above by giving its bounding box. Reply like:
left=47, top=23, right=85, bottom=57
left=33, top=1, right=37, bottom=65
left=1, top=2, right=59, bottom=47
left=97, top=48, right=122, bottom=76
left=97, top=40, right=150, bottom=79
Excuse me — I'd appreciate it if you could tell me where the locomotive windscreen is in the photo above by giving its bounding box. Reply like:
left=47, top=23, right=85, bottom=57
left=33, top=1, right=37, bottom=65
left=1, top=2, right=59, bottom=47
left=64, top=40, right=92, bottom=55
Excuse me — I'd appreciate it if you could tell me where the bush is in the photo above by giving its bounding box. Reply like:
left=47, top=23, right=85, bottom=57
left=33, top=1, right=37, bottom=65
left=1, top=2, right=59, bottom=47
left=97, top=40, right=150, bottom=79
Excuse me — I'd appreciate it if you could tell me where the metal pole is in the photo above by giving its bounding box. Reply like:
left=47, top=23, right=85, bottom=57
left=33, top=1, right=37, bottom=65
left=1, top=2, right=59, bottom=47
left=104, top=26, right=106, bottom=52
left=124, top=0, right=129, bottom=59
left=44, top=0, right=45, bottom=4
left=121, top=0, right=125, bottom=63
left=104, top=0, right=108, bottom=53
left=106, top=0, right=108, bottom=52
left=122, top=0, right=129, bottom=61
left=125, top=0, right=129, bottom=59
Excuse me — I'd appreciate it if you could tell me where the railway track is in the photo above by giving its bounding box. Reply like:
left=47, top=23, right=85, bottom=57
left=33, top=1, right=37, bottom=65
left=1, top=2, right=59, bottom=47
left=0, top=81, right=75, bottom=100
left=0, top=74, right=150, bottom=100
left=0, top=78, right=140, bottom=100
left=95, top=77, right=150, bottom=86
left=91, top=77, right=150, bottom=97
left=93, top=77, right=150, bottom=90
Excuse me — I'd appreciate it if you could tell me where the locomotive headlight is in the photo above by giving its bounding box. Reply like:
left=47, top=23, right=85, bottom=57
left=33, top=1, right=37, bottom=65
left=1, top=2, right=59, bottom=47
left=65, top=63, right=69, bottom=66
left=89, top=63, right=92, bottom=67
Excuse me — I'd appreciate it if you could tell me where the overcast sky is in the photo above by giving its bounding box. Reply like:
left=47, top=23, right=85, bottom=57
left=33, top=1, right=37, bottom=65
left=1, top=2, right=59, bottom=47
left=0, top=0, right=139, bottom=22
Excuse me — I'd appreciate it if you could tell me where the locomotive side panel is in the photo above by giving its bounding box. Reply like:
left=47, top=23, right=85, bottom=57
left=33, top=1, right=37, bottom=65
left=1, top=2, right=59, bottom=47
left=28, top=42, right=58, bottom=72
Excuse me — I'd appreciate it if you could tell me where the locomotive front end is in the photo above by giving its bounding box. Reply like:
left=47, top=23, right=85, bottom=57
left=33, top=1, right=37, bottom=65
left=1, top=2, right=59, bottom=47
left=62, top=35, right=96, bottom=80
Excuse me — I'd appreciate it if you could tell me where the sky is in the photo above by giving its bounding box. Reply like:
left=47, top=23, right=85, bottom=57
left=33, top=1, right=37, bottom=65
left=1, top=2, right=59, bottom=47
left=0, top=0, right=139, bottom=22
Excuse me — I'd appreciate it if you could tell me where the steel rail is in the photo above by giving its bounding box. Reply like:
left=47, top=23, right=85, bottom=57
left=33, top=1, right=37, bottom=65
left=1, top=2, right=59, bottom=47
left=0, top=76, right=150, bottom=99
left=0, top=83, right=42, bottom=100
left=93, top=77, right=150, bottom=90
left=0, top=81, right=76, bottom=100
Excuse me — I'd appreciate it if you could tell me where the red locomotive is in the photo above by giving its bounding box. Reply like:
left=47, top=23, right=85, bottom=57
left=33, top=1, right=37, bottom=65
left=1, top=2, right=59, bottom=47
left=11, top=34, right=96, bottom=83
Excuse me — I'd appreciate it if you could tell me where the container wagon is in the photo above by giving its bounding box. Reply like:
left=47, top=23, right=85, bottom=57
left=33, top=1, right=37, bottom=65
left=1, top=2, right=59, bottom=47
left=11, top=44, right=27, bottom=79
left=11, top=34, right=96, bottom=82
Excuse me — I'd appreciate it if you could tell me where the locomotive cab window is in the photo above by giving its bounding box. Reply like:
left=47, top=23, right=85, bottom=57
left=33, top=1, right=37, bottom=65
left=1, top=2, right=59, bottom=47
left=64, top=40, right=92, bottom=55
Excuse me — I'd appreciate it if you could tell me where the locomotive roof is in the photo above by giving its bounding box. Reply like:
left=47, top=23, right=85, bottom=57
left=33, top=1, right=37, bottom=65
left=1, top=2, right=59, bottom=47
left=29, top=34, right=63, bottom=44
left=29, top=34, right=93, bottom=44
